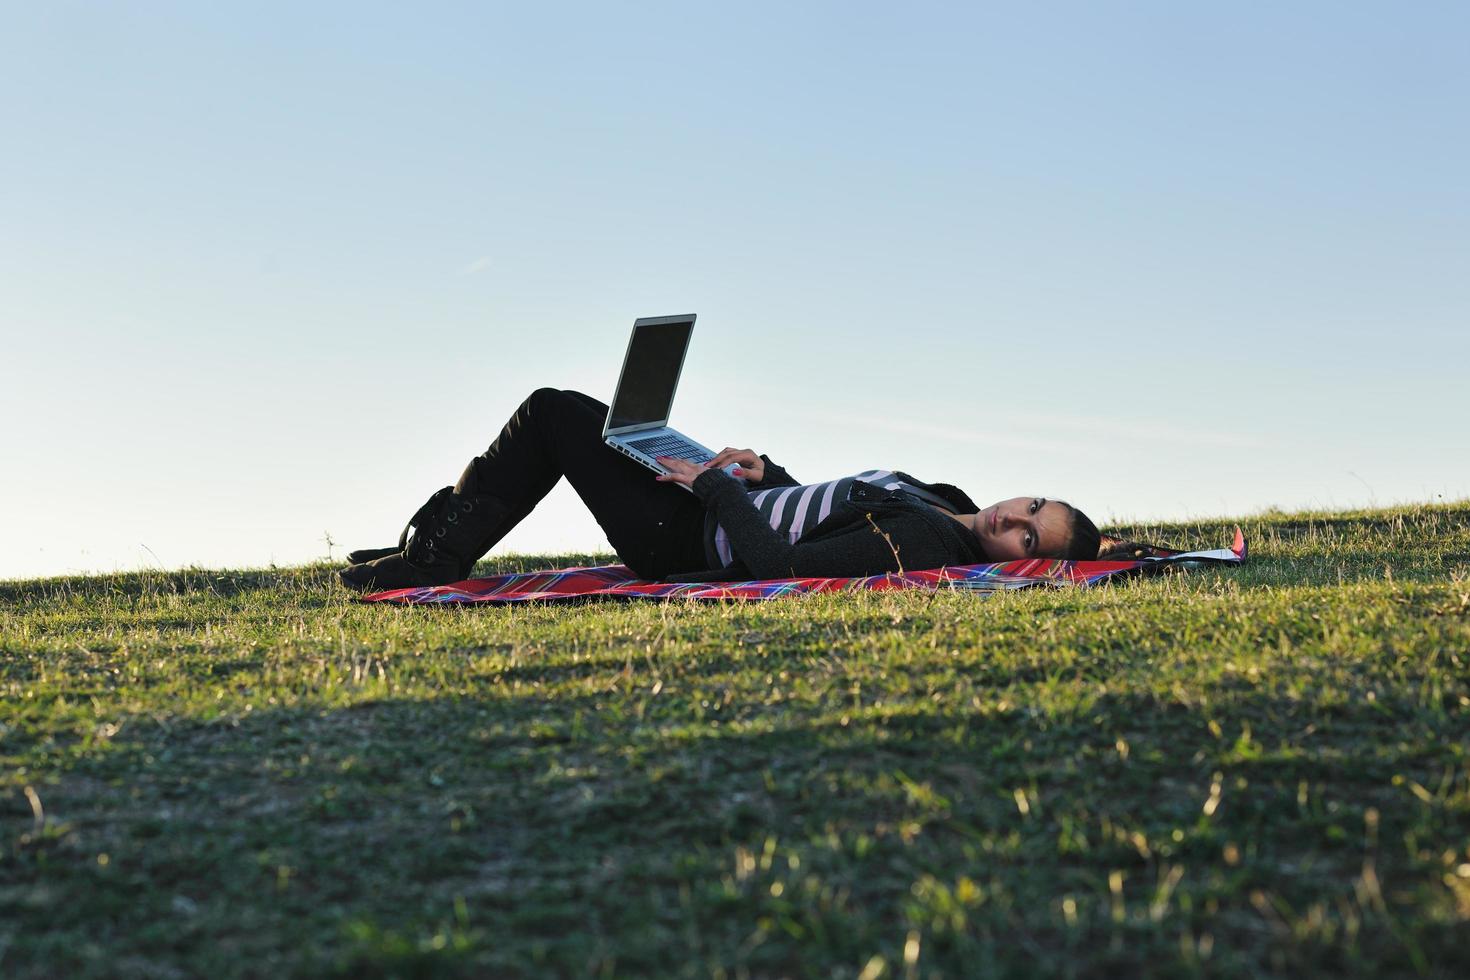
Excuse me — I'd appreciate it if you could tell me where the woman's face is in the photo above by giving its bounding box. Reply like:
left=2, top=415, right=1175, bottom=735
left=974, top=496, right=1073, bottom=560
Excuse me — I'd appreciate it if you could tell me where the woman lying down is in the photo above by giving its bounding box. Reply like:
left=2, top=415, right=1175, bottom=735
left=339, top=388, right=1117, bottom=591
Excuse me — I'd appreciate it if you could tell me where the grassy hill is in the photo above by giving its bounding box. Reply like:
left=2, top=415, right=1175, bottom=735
left=2, top=504, right=1468, bottom=978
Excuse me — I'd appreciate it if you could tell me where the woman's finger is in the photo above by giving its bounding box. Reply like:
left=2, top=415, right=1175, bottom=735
left=654, top=455, right=704, bottom=486
left=711, top=448, right=756, bottom=468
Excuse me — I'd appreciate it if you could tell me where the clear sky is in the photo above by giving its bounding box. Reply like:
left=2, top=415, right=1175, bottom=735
left=3, top=2, right=1466, bottom=580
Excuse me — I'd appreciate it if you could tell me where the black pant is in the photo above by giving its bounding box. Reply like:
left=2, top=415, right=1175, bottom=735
left=454, top=388, right=710, bottom=579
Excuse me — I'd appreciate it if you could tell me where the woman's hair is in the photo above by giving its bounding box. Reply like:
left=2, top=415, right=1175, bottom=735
left=1061, top=503, right=1102, bottom=561
left=1060, top=506, right=1182, bottom=561
left=1094, top=534, right=1182, bottom=560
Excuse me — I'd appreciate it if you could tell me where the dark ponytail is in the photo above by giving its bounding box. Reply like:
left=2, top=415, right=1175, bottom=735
left=1095, top=533, right=1184, bottom=560
left=1062, top=506, right=1182, bottom=561
left=1059, top=502, right=1184, bottom=561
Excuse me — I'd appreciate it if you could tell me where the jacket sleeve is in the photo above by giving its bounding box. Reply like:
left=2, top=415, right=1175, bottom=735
left=751, top=454, right=798, bottom=488
left=689, top=470, right=913, bottom=579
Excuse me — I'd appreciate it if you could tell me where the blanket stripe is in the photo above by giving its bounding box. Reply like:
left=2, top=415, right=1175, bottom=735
left=358, top=530, right=1246, bottom=606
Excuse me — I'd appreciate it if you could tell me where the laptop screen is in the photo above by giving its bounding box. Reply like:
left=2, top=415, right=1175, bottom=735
left=607, top=317, right=694, bottom=431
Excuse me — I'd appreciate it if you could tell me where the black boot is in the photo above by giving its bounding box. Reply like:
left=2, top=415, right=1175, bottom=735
left=349, top=543, right=402, bottom=567
left=339, top=489, right=507, bottom=591
left=345, top=545, right=400, bottom=564
left=346, top=487, right=453, bottom=564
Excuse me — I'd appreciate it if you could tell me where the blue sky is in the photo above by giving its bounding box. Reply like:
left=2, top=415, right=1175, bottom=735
left=2, top=2, right=1466, bottom=579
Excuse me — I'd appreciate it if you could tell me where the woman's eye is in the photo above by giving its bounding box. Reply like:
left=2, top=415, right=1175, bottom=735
left=1029, top=499, right=1040, bottom=514
left=1025, top=533, right=1034, bottom=550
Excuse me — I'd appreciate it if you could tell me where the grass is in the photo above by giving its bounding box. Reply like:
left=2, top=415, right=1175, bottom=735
left=2, top=503, right=1469, bottom=978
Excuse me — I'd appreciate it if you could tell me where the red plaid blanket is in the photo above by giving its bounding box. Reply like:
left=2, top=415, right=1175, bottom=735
left=358, top=530, right=1246, bottom=605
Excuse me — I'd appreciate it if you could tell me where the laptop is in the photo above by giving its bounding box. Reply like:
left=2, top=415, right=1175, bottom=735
left=603, top=314, right=738, bottom=489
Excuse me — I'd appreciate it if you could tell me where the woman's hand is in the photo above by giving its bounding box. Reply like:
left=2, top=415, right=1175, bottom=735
left=654, top=456, right=714, bottom=489
left=706, top=447, right=765, bottom=483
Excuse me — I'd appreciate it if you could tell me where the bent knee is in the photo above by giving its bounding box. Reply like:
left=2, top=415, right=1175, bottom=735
left=523, top=387, right=579, bottom=416
left=520, top=388, right=608, bottom=435
left=525, top=387, right=606, bottom=417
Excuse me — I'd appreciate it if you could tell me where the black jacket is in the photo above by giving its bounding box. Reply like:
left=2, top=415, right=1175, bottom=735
left=662, top=456, right=989, bottom=582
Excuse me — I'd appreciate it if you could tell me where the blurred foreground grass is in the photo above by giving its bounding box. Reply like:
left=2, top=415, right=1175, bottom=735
left=2, top=503, right=1469, bottom=978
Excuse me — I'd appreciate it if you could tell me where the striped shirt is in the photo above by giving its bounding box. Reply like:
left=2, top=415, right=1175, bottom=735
left=710, top=469, right=962, bottom=568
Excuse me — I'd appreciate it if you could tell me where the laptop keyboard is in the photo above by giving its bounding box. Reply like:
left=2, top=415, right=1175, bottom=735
left=627, top=435, right=709, bottom=462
